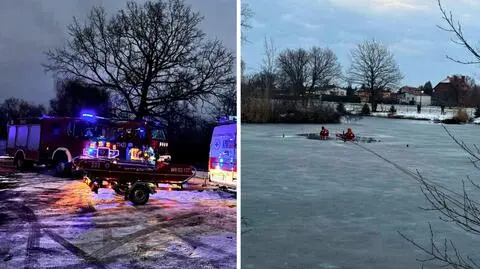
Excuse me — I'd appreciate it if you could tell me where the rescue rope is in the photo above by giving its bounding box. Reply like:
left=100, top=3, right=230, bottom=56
left=350, top=141, right=480, bottom=207
left=352, top=141, right=419, bottom=180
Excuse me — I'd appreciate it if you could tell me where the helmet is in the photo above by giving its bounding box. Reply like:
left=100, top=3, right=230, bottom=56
left=348, top=128, right=352, bottom=132
left=321, top=126, right=325, bottom=129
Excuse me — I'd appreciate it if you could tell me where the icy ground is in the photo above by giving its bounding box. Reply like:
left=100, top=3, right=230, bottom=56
left=242, top=118, right=480, bottom=269
left=0, top=171, right=236, bottom=269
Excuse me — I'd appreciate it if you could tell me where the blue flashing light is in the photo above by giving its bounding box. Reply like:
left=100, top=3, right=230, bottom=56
left=40, top=114, right=53, bottom=119
left=216, top=115, right=237, bottom=124
left=80, top=110, right=98, bottom=123
left=80, top=109, right=98, bottom=120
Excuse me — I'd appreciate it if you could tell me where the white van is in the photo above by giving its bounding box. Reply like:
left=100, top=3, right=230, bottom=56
left=208, top=116, right=237, bottom=191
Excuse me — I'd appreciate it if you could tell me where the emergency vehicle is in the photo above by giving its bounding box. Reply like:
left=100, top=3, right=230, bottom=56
left=6, top=112, right=169, bottom=176
left=208, top=116, right=237, bottom=191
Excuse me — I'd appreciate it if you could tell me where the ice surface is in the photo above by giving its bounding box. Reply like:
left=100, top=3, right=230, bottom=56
left=242, top=117, right=480, bottom=269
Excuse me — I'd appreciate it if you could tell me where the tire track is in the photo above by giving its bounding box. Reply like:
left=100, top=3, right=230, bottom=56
left=3, top=201, right=107, bottom=269
left=16, top=204, right=41, bottom=269
left=91, top=211, right=201, bottom=259
left=43, top=230, right=107, bottom=269
left=2, top=184, right=235, bottom=268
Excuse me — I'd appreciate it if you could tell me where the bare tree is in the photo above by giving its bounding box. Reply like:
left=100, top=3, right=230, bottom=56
left=261, top=36, right=277, bottom=99
left=49, top=78, right=111, bottom=117
left=437, top=0, right=480, bottom=65
left=241, top=3, right=253, bottom=43
left=308, top=47, right=342, bottom=93
left=401, top=4, right=480, bottom=262
left=277, top=48, right=309, bottom=96
left=277, top=47, right=342, bottom=96
left=347, top=39, right=403, bottom=112
left=43, top=0, right=235, bottom=120
left=214, top=83, right=236, bottom=117
left=400, top=125, right=480, bottom=268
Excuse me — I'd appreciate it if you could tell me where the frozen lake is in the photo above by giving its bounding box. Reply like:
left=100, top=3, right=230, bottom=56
left=241, top=117, right=480, bottom=269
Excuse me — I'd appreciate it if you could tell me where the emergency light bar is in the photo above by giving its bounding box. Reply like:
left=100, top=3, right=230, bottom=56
left=216, top=116, right=237, bottom=124
left=80, top=110, right=108, bottom=121
left=83, top=147, right=120, bottom=159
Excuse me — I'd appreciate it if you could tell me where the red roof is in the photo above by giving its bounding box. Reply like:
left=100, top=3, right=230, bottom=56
left=434, top=75, right=473, bottom=92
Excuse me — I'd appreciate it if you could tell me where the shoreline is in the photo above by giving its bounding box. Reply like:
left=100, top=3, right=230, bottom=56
left=241, top=113, right=480, bottom=125
left=367, top=111, right=480, bottom=124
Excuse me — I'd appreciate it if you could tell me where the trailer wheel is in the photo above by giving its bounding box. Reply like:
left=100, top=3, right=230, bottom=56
left=129, top=186, right=150, bottom=205
left=54, top=153, right=71, bottom=178
left=55, top=161, right=67, bottom=177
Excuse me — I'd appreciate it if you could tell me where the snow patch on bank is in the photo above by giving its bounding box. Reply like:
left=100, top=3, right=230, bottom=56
left=371, top=111, right=454, bottom=121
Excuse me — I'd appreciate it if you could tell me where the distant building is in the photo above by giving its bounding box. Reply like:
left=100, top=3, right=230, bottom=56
left=355, top=89, right=371, bottom=102
left=325, top=87, right=347, bottom=96
left=380, top=89, right=393, bottom=99
left=432, top=75, right=473, bottom=106
left=398, top=86, right=431, bottom=105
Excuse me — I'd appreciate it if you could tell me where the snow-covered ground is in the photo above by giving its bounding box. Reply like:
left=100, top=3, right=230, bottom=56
left=370, top=111, right=454, bottom=121
left=0, top=172, right=236, bottom=269
left=326, top=102, right=477, bottom=121
left=242, top=118, right=480, bottom=269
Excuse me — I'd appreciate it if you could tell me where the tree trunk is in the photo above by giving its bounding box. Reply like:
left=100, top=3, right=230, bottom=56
left=370, top=87, right=377, bottom=112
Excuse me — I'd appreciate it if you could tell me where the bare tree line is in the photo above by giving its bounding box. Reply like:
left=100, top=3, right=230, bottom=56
left=43, top=0, right=235, bottom=122
left=242, top=37, right=403, bottom=113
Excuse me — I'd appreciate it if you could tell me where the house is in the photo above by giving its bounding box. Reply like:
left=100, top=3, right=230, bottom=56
left=398, top=86, right=431, bottom=105
left=326, top=87, right=347, bottom=96
left=355, top=89, right=371, bottom=102
left=432, top=75, right=474, bottom=106
left=375, top=89, right=399, bottom=104
left=355, top=88, right=398, bottom=103
left=380, top=89, right=394, bottom=99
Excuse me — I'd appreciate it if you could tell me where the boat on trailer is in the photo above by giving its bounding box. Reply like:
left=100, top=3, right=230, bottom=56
left=74, top=157, right=196, bottom=205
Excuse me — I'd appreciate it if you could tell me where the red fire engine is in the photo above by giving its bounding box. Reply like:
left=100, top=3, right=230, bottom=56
left=6, top=113, right=170, bottom=176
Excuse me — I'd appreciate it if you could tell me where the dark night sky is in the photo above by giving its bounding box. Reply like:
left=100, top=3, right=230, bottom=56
left=0, top=0, right=236, bottom=106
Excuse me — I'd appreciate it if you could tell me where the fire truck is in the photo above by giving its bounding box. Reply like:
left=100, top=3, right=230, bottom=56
left=6, top=113, right=170, bottom=176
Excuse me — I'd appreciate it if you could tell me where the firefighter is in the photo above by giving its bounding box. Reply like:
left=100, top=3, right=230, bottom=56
left=320, top=126, right=329, bottom=140
left=344, top=128, right=355, bottom=140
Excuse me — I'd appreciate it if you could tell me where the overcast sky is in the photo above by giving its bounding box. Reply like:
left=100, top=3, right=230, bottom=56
left=0, top=0, right=236, bottom=105
left=243, top=0, right=480, bottom=89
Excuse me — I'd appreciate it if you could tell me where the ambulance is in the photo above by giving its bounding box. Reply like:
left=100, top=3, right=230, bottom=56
left=208, top=116, right=237, bottom=191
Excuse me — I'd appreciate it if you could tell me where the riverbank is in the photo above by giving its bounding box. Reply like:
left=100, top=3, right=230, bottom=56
left=369, top=111, right=453, bottom=121
left=361, top=110, right=480, bottom=124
